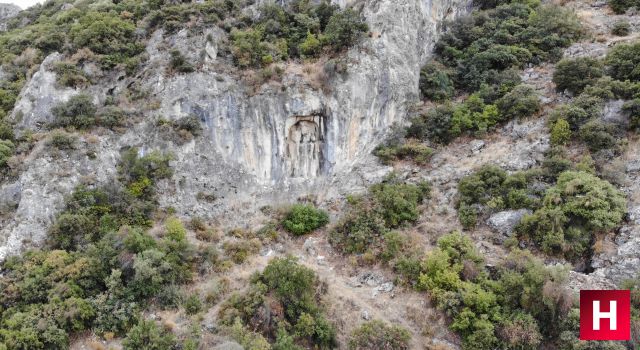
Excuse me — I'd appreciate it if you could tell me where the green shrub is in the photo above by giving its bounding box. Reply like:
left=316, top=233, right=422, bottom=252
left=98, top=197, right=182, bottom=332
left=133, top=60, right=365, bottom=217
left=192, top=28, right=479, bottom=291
left=282, top=204, right=329, bottom=236
left=323, top=8, right=369, bottom=51
left=435, top=3, right=581, bottom=91
left=374, top=141, right=434, bottom=165
left=457, top=165, right=540, bottom=228
left=608, top=0, right=640, bottom=14
left=172, top=115, right=203, bottom=137
left=183, top=294, right=203, bottom=315
left=549, top=104, right=591, bottom=131
left=578, top=119, right=620, bottom=152
left=348, top=320, right=411, bottom=350
left=97, top=106, right=126, bottom=129
left=219, top=256, right=336, bottom=348
left=50, top=94, right=97, bottom=129
left=48, top=129, right=77, bottom=150
left=495, top=85, right=541, bottom=120
left=553, top=58, right=604, bottom=95
left=0, top=119, right=13, bottom=141
left=624, top=98, right=640, bottom=130
left=330, top=179, right=430, bottom=260
left=412, top=232, right=571, bottom=350
left=0, top=139, right=14, bottom=168
left=330, top=207, right=388, bottom=254
left=229, top=3, right=366, bottom=67
left=52, top=62, right=90, bottom=88
left=550, top=119, right=571, bottom=145
left=606, top=42, right=640, bottom=82
left=419, top=62, right=455, bottom=101
left=169, top=50, right=194, bottom=73
left=122, top=319, right=177, bottom=350
left=299, top=31, right=322, bottom=57
left=70, top=11, right=144, bottom=66
left=407, top=104, right=456, bottom=144
left=517, top=171, right=626, bottom=260
left=407, top=94, right=507, bottom=145
left=611, top=21, right=631, bottom=36
left=370, top=181, right=430, bottom=228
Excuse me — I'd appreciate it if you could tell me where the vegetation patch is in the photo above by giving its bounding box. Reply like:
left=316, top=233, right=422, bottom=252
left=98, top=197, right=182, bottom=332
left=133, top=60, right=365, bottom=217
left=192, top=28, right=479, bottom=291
left=282, top=204, right=330, bottom=236
left=0, top=148, right=200, bottom=349
left=219, top=256, right=336, bottom=349
left=348, top=320, right=411, bottom=350
left=230, top=2, right=368, bottom=68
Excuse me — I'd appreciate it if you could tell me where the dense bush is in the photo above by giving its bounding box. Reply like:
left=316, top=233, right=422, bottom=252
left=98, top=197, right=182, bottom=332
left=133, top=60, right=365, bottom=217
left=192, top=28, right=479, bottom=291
left=578, top=119, right=621, bottom=152
left=230, top=3, right=367, bottom=67
left=550, top=119, right=572, bottom=145
left=348, top=320, right=411, bottom=350
left=374, top=141, right=434, bottom=165
left=606, top=42, right=640, bottom=82
left=0, top=179, right=195, bottom=349
left=553, top=57, right=604, bottom=95
left=122, top=319, right=177, bottom=350
left=608, top=0, right=640, bottom=14
left=419, top=62, right=455, bottom=101
left=69, top=11, right=144, bottom=67
left=517, top=171, right=626, bottom=260
left=97, top=105, right=126, bottom=129
left=495, top=85, right=541, bottom=120
left=330, top=178, right=430, bottom=260
left=0, top=139, right=14, bottom=168
left=457, top=165, right=540, bottom=228
left=413, top=232, right=572, bottom=350
left=52, top=62, right=90, bottom=88
left=48, top=129, right=77, bottom=150
left=219, top=256, right=336, bottom=348
left=611, top=21, right=631, bottom=36
left=171, top=115, right=203, bottom=139
left=50, top=94, right=97, bottom=129
left=282, top=204, right=329, bottom=236
left=434, top=2, right=581, bottom=91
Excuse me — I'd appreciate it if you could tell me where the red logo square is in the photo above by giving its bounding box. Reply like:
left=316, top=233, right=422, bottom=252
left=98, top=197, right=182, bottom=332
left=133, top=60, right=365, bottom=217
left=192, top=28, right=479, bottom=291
left=580, top=290, right=631, bottom=341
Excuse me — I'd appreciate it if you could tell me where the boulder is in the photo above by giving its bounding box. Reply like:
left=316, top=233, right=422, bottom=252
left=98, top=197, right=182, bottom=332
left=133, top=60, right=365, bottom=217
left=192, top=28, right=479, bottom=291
left=487, top=209, right=532, bottom=236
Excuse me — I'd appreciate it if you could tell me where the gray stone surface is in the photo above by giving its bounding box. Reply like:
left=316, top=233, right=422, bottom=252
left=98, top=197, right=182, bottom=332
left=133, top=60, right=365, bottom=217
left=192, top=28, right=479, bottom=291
left=0, top=3, right=19, bottom=31
left=487, top=209, right=532, bottom=236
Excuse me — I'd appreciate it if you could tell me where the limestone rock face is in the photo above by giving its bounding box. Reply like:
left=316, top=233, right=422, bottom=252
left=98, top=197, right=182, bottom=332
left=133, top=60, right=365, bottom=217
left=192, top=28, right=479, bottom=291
left=0, top=3, right=20, bottom=31
left=0, top=0, right=471, bottom=259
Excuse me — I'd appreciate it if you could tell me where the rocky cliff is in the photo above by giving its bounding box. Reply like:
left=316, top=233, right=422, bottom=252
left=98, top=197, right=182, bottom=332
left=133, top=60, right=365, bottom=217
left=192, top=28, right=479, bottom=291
left=0, top=3, right=19, bottom=31
left=0, top=0, right=470, bottom=260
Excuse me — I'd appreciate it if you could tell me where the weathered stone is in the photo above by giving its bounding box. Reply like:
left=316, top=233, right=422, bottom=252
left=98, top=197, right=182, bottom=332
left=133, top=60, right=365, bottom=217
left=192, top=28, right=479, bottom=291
left=470, top=140, right=485, bottom=154
left=0, top=3, right=20, bottom=31
left=487, top=209, right=532, bottom=236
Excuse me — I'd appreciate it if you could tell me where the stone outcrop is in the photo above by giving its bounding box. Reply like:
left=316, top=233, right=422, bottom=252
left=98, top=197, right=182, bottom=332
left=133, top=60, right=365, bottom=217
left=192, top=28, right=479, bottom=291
left=487, top=209, right=532, bottom=237
left=0, top=3, right=20, bottom=31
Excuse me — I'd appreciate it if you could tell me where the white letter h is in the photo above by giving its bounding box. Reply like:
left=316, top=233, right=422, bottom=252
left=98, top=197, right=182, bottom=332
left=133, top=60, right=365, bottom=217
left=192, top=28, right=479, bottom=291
left=593, top=300, right=617, bottom=330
